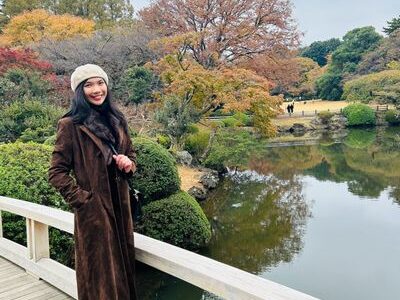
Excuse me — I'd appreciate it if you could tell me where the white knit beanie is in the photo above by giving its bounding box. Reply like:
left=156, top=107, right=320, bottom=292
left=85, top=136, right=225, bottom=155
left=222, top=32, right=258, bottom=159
left=70, top=64, right=109, bottom=92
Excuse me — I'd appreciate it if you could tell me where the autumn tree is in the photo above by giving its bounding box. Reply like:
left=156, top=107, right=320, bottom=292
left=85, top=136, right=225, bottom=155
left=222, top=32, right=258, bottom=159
left=34, top=24, right=156, bottom=94
left=239, top=50, right=300, bottom=95
left=0, top=0, right=134, bottom=28
left=286, top=57, right=324, bottom=98
left=140, top=0, right=299, bottom=68
left=357, top=29, right=400, bottom=75
left=0, top=47, right=51, bottom=75
left=0, top=9, right=94, bottom=46
left=149, top=45, right=282, bottom=148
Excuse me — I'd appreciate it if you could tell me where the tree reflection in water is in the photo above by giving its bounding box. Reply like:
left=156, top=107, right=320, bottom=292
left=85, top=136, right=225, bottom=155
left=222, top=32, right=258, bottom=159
left=201, top=170, right=311, bottom=274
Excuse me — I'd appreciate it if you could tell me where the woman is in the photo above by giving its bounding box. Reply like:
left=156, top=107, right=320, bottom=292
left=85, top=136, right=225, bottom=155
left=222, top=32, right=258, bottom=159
left=49, top=64, right=137, bottom=299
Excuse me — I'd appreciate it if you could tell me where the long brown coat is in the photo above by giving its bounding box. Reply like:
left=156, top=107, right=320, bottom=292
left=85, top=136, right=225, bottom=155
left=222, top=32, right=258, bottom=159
left=48, top=117, right=137, bottom=300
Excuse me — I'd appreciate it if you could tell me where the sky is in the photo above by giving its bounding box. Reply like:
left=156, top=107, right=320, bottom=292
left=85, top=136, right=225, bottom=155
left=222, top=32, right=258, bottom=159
left=131, top=0, right=400, bottom=45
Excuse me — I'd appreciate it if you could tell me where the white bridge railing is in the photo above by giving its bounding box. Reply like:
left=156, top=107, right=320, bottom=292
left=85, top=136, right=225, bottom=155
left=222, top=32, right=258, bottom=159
left=0, top=196, right=318, bottom=300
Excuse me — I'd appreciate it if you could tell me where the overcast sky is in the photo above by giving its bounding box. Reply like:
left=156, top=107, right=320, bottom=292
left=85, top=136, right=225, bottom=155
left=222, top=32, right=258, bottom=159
left=131, top=0, right=400, bottom=45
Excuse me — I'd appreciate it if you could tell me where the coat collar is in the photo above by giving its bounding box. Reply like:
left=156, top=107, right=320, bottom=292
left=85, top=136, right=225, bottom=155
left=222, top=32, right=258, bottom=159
left=78, top=124, right=125, bottom=155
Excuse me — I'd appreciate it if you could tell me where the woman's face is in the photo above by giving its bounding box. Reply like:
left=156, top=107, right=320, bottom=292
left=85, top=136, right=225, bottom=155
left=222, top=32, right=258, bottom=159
left=83, top=77, right=107, bottom=105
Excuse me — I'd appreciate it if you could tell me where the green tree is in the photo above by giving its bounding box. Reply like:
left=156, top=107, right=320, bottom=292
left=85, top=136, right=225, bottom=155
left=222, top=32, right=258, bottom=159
left=300, top=38, right=341, bottom=66
left=315, top=72, right=343, bottom=100
left=383, top=15, right=400, bottom=35
left=154, top=96, right=201, bottom=150
left=316, top=26, right=382, bottom=100
left=117, top=66, right=157, bottom=106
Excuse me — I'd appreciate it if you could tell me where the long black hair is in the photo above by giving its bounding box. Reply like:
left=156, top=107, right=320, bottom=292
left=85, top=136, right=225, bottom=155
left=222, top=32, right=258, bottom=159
left=63, top=80, right=129, bottom=134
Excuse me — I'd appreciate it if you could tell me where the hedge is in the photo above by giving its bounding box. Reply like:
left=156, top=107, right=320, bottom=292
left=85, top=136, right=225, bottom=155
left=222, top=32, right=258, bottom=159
left=0, top=142, right=74, bottom=267
left=140, top=191, right=211, bottom=250
left=342, top=70, right=400, bottom=103
left=342, top=103, right=375, bottom=126
left=130, top=137, right=180, bottom=204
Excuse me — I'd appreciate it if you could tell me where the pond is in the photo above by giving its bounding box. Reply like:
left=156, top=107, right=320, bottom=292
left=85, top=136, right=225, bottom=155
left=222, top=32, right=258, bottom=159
left=137, top=127, right=400, bottom=300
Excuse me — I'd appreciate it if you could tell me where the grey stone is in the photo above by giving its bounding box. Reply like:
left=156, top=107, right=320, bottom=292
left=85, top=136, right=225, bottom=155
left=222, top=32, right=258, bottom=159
left=188, top=186, right=207, bottom=201
left=175, top=150, right=193, bottom=166
left=200, top=170, right=219, bottom=189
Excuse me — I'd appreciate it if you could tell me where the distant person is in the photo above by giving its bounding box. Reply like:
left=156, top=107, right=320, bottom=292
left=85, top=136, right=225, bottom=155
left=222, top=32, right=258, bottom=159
left=49, top=64, right=138, bottom=300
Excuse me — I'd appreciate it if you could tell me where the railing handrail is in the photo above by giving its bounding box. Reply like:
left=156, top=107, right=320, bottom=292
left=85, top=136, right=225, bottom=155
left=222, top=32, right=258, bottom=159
left=0, top=195, right=319, bottom=300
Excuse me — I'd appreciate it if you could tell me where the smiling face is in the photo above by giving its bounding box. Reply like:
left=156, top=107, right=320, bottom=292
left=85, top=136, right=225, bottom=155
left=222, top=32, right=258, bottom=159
left=83, top=77, right=108, bottom=105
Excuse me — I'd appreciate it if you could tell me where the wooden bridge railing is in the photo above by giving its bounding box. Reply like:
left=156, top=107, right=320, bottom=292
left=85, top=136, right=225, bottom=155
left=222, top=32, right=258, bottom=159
left=0, top=195, right=319, bottom=300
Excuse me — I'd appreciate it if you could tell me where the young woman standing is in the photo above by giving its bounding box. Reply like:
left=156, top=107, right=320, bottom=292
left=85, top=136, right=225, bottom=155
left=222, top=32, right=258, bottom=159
left=49, top=64, right=137, bottom=299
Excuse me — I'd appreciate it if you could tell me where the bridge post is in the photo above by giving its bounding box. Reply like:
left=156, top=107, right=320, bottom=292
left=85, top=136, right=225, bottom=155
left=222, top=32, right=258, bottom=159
left=26, top=218, right=49, bottom=262
left=0, top=210, right=2, bottom=238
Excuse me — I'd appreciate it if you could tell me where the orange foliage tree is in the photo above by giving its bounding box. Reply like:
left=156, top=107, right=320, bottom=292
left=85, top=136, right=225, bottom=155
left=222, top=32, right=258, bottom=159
left=140, top=0, right=299, bottom=68
left=148, top=37, right=282, bottom=138
left=0, top=9, right=94, bottom=46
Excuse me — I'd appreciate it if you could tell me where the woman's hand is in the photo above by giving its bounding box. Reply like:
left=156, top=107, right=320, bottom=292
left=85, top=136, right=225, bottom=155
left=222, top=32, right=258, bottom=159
left=113, top=154, right=136, bottom=173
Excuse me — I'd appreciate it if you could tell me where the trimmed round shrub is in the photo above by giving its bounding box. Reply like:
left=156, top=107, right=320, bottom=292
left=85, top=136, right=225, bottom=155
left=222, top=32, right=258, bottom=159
left=342, top=103, right=376, bottom=126
left=385, top=109, right=400, bottom=125
left=140, top=191, right=211, bottom=250
left=0, top=142, right=74, bottom=267
left=131, top=137, right=180, bottom=204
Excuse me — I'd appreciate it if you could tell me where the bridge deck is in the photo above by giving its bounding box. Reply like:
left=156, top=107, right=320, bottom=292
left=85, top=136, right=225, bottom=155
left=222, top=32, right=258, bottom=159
left=0, top=257, right=72, bottom=300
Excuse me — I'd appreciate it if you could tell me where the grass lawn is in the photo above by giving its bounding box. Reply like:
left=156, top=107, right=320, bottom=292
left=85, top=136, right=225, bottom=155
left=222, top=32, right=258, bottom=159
left=280, top=99, right=348, bottom=114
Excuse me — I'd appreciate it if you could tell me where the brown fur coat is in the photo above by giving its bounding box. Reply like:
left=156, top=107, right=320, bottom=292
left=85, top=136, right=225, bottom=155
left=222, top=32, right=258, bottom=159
left=48, top=116, right=137, bottom=300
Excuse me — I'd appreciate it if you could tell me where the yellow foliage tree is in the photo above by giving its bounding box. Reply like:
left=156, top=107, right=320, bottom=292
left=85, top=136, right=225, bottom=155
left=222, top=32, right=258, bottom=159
left=0, top=9, right=94, bottom=46
left=148, top=47, right=282, bottom=138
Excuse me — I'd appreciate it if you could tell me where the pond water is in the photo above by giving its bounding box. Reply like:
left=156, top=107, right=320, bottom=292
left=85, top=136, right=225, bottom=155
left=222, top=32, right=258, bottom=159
left=137, top=127, right=400, bottom=300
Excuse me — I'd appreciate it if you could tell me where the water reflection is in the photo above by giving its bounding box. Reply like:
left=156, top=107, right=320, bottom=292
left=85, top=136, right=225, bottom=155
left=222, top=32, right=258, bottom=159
left=202, top=171, right=311, bottom=274
left=140, top=127, right=400, bottom=299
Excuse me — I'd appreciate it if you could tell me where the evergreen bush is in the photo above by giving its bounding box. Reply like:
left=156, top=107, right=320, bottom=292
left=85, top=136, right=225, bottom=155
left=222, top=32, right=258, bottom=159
left=130, top=137, right=180, bottom=204
left=0, top=100, right=64, bottom=143
left=385, top=109, right=400, bottom=125
left=342, top=103, right=376, bottom=126
left=0, top=142, right=74, bottom=267
left=184, top=128, right=210, bottom=158
left=342, top=70, right=400, bottom=103
left=140, top=191, right=211, bottom=250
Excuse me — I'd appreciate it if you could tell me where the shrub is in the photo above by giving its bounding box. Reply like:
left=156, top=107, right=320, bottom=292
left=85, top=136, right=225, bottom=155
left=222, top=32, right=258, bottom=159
left=0, top=100, right=64, bottom=143
left=0, top=142, right=74, bottom=266
left=342, top=103, right=376, bottom=126
left=2, top=68, right=51, bottom=101
left=130, top=137, right=181, bottom=204
left=232, top=112, right=253, bottom=126
left=317, top=111, right=335, bottom=124
left=116, top=66, right=156, bottom=106
left=385, top=109, right=400, bottom=125
left=140, top=191, right=211, bottom=250
left=184, top=128, right=210, bottom=158
left=156, top=134, right=171, bottom=149
left=222, top=116, right=241, bottom=127
left=342, top=70, right=400, bottom=103
left=204, top=129, right=262, bottom=172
